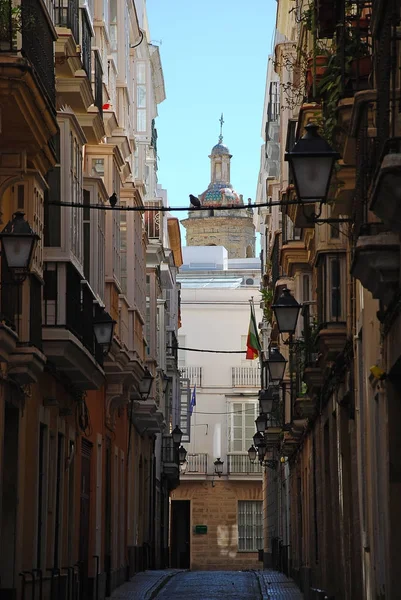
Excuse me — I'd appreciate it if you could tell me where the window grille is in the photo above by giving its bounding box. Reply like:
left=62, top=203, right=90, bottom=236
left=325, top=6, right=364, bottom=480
left=238, top=501, right=263, bottom=551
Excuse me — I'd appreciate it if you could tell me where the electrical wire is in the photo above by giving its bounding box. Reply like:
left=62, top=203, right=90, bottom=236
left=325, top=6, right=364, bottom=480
left=170, top=345, right=246, bottom=354
left=45, top=198, right=301, bottom=212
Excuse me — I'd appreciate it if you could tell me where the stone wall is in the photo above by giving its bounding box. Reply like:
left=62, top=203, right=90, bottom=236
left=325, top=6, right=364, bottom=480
left=182, top=216, right=255, bottom=259
left=172, top=480, right=262, bottom=570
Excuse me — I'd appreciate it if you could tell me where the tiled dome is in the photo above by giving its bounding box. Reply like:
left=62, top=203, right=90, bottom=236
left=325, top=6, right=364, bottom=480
left=211, top=143, right=231, bottom=156
left=200, top=182, right=242, bottom=208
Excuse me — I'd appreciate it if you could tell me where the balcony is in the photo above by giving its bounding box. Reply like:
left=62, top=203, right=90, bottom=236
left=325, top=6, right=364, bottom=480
left=351, top=224, right=400, bottom=306
left=231, top=366, right=260, bottom=388
left=145, top=200, right=164, bottom=242
left=180, top=366, right=202, bottom=388
left=42, top=262, right=105, bottom=389
left=185, top=453, right=208, bottom=474
left=0, top=0, right=58, bottom=172
left=227, top=454, right=263, bottom=476
left=370, top=140, right=401, bottom=236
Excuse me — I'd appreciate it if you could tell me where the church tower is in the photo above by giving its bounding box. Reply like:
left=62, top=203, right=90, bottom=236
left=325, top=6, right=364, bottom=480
left=181, top=116, right=256, bottom=259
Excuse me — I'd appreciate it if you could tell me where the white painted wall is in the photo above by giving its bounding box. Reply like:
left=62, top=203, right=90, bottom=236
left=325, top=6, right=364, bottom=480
left=178, top=250, right=262, bottom=475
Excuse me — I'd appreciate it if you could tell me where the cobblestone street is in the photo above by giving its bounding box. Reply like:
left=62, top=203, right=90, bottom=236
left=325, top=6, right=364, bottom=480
left=110, top=569, right=303, bottom=600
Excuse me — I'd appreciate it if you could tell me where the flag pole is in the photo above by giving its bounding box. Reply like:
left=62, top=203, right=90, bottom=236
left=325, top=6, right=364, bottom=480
left=249, top=297, right=263, bottom=391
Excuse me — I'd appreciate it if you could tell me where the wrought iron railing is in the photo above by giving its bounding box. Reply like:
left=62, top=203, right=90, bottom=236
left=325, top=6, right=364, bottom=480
left=144, top=200, right=163, bottom=240
left=180, top=366, right=202, bottom=388
left=231, top=366, right=260, bottom=387
left=22, top=0, right=56, bottom=106
left=54, top=0, right=79, bottom=43
left=80, top=8, right=91, bottom=78
left=185, top=453, right=207, bottom=474
left=43, top=263, right=103, bottom=365
left=227, top=454, right=263, bottom=474
left=271, top=234, right=281, bottom=288
left=94, top=50, right=103, bottom=119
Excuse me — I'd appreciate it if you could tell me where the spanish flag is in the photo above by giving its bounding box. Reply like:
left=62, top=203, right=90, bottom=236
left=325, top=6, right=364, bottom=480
left=246, top=302, right=261, bottom=360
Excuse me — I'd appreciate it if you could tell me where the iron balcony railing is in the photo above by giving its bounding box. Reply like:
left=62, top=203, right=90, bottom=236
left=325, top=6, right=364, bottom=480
left=80, top=8, right=91, bottom=79
left=23, top=0, right=56, bottom=106
left=271, top=234, right=281, bottom=288
left=54, top=0, right=79, bottom=43
left=43, top=263, right=103, bottom=365
left=94, top=50, right=103, bottom=119
left=227, top=454, right=263, bottom=475
left=144, top=200, right=163, bottom=240
left=232, top=366, right=260, bottom=388
left=185, top=453, right=207, bottom=474
left=180, top=366, right=202, bottom=388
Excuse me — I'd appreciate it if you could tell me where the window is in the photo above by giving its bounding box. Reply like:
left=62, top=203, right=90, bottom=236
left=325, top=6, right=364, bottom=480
left=228, top=402, right=258, bottom=452
left=70, top=132, right=83, bottom=264
left=136, top=62, right=146, bottom=132
left=317, top=254, right=346, bottom=323
left=238, top=501, right=263, bottom=551
left=177, top=335, right=186, bottom=368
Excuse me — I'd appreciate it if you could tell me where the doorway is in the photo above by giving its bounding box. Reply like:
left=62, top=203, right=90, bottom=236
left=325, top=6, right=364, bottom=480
left=171, top=500, right=191, bottom=568
left=79, top=438, right=92, bottom=599
left=0, top=403, right=19, bottom=596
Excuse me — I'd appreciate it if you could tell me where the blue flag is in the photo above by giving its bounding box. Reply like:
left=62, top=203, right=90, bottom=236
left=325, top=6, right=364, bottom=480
left=189, top=384, right=196, bottom=414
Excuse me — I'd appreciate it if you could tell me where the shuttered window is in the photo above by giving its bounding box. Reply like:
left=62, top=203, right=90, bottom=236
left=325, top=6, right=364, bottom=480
left=228, top=402, right=258, bottom=452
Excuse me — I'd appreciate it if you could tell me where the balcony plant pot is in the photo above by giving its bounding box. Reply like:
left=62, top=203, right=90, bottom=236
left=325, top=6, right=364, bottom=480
left=349, top=56, right=373, bottom=91
left=306, top=56, right=329, bottom=98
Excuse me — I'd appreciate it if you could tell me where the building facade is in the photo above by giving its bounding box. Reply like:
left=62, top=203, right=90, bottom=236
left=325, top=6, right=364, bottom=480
left=172, top=136, right=263, bottom=570
left=255, top=1, right=401, bottom=599
left=0, top=2, right=183, bottom=599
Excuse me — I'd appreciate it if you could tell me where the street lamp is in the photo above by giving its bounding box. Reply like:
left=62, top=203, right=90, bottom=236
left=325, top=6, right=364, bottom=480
left=178, top=445, right=187, bottom=464
left=0, top=211, right=39, bottom=281
left=257, top=440, right=266, bottom=462
left=172, top=425, right=183, bottom=446
left=139, top=366, right=154, bottom=400
left=248, top=445, right=257, bottom=463
left=255, top=413, right=268, bottom=433
left=93, top=310, right=116, bottom=354
left=259, top=386, right=278, bottom=414
left=266, top=347, right=287, bottom=384
left=214, top=457, right=224, bottom=477
left=253, top=431, right=264, bottom=448
left=285, top=123, right=339, bottom=203
left=272, top=288, right=301, bottom=334
left=162, top=374, right=170, bottom=394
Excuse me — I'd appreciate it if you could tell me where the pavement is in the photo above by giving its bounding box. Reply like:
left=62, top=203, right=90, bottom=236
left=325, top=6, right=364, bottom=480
left=256, top=570, right=304, bottom=599
left=109, top=569, right=303, bottom=600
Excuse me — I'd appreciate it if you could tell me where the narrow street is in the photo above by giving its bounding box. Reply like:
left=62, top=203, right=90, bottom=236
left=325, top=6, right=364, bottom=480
left=110, top=569, right=304, bottom=600
left=155, top=571, right=260, bottom=599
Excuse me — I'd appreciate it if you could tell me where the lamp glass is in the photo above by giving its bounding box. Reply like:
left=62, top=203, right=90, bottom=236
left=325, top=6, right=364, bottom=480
left=0, top=212, right=39, bottom=271
left=178, top=445, right=187, bottom=464
left=291, top=155, right=334, bottom=201
left=214, top=458, right=224, bottom=475
left=253, top=431, right=264, bottom=447
left=248, top=445, right=257, bottom=463
left=255, top=413, right=267, bottom=433
left=172, top=425, right=183, bottom=445
left=257, top=442, right=266, bottom=460
left=267, top=348, right=287, bottom=383
left=272, top=288, right=301, bottom=334
left=139, top=368, right=154, bottom=398
left=259, top=388, right=275, bottom=414
left=93, top=320, right=114, bottom=347
left=285, top=123, right=339, bottom=203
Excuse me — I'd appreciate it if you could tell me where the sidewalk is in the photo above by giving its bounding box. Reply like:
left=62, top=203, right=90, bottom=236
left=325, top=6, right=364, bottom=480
left=256, top=570, right=304, bottom=599
left=109, top=570, right=181, bottom=600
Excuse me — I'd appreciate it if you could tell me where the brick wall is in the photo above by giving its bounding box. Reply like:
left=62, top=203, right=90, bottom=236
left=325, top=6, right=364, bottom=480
left=172, top=480, right=262, bottom=570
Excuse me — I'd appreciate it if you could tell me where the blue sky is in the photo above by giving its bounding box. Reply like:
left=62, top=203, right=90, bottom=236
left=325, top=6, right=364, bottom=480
left=146, top=0, right=276, bottom=242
